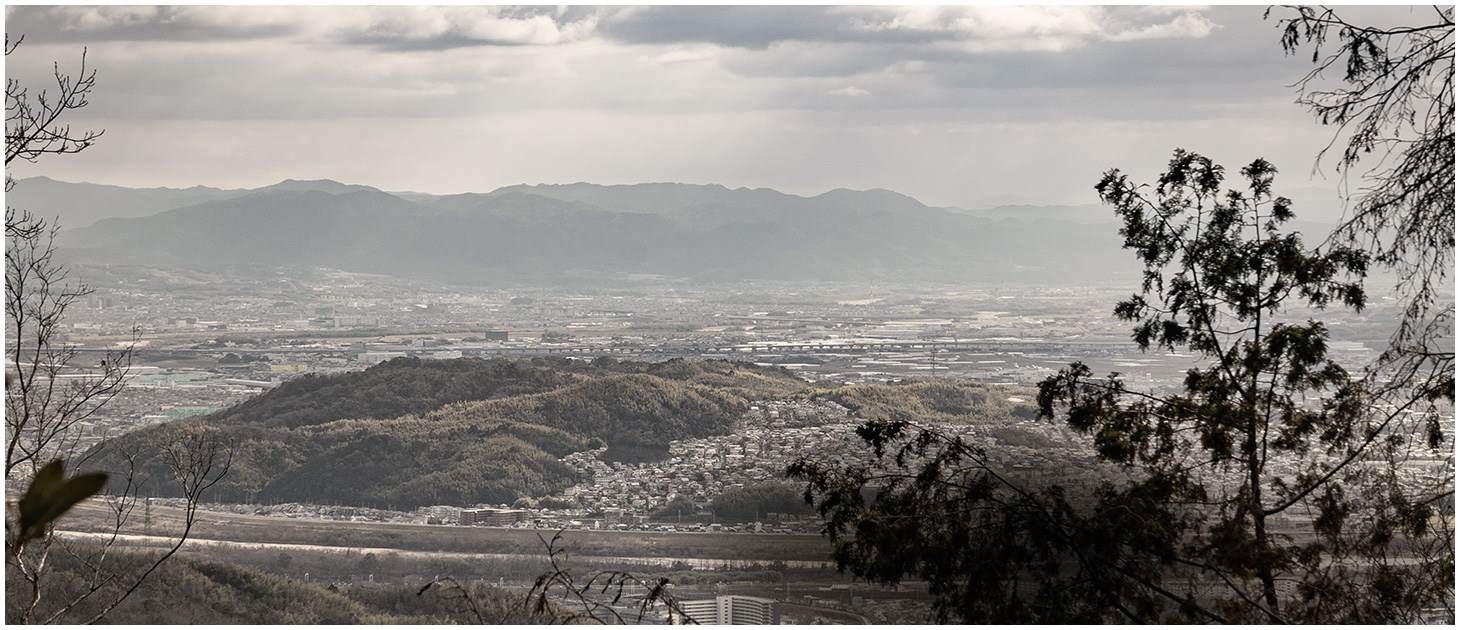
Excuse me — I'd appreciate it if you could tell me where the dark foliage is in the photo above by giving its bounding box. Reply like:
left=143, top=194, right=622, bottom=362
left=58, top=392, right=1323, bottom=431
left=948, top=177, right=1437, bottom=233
left=5, top=545, right=548, bottom=624
left=709, top=482, right=813, bottom=522
left=791, top=151, right=1453, bottom=623
left=821, top=378, right=1035, bottom=425
left=10, top=459, right=107, bottom=549
left=1270, top=5, right=1455, bottom=406
left=649, top=494, right=698, bottom=520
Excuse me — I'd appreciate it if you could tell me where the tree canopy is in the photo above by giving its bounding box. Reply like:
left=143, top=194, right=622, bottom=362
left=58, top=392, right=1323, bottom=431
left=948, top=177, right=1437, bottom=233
left=791, top=150, right=1453, bottom=624
left=84, top=358, right=815, bottom=509
left=709, top=482, right=813, bottom=522
left=1271, top=5, right=1454, bottom=406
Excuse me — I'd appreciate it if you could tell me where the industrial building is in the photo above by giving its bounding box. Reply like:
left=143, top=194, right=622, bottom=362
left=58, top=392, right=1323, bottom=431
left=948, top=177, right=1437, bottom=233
left=458, top=508, right=528, bottom=526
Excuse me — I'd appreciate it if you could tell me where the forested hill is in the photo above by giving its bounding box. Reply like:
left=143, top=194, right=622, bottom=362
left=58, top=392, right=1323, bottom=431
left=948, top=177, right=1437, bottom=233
left=85, top=357, right=817, bottom=509
left=202, top=355, right=815, bottom=430
left=23, top=548, right=548, bottom=624
left=85, top=357, right=1037, bottom=510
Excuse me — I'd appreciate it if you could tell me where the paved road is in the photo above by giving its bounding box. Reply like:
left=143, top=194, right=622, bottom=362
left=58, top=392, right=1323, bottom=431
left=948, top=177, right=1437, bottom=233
left=55, top=530, right=834, bottom=571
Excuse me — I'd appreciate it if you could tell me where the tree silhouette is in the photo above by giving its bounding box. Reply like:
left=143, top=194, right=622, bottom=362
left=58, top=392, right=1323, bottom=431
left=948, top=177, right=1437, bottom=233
left=791, top=150, right=1452, bottom=623
left=1270, top=5, right=1454, bottom=405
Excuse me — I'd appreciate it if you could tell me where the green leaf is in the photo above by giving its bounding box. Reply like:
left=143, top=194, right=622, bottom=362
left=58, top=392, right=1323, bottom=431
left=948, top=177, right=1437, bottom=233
left=15, top=459, right=109, bottom=546
left=17, top=459, right=67, bottom=535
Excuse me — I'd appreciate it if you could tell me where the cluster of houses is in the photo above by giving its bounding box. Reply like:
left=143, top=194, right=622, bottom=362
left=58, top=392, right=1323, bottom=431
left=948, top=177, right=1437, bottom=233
left=187, top=395, right=1450, bottom=545
left=558, top=400, right=861, bottom=518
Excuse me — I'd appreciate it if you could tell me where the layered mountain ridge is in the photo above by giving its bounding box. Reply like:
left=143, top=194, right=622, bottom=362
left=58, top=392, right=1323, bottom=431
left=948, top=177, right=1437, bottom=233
left=15, top=176, right=1146, bottom=285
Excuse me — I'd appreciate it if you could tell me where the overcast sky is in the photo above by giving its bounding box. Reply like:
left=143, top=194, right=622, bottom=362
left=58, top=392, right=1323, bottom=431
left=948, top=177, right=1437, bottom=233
left=3, top=5, right=1430, bottom=208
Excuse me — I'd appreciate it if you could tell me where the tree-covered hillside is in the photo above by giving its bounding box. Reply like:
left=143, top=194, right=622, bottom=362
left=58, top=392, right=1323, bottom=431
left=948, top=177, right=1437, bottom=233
left=824, top=377, right=1038, bottom=424
left=85, top=358, right=816, bottom=509
left=6, top=547, right=548, bottom=624
left=85, top=358, right=1037, bottom=510
left=193, top=356, right=596, bottom=429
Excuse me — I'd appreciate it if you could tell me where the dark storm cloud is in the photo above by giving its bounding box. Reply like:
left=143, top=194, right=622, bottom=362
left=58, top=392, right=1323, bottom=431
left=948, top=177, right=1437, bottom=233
left=715, top=6, right=1309, bottom=123
left=602, top=5, right=1255, bottom=100
left=710, top=6, right=1275, bottom=83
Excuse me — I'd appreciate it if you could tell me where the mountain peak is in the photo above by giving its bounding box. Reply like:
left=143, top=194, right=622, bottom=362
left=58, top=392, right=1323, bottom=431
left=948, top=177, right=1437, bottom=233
left=256, top=179, right=381, bottom=195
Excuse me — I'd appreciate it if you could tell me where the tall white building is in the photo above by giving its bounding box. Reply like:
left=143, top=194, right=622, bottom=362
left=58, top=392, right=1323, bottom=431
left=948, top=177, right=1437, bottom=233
left=679, top=595, right=779, bottom=625
left=678, top=598, right=719, bottom=623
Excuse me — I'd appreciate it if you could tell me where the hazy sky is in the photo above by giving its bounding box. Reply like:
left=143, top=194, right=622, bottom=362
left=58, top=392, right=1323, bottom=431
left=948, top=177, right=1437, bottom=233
left=3, top=5, right=1431, bottom=208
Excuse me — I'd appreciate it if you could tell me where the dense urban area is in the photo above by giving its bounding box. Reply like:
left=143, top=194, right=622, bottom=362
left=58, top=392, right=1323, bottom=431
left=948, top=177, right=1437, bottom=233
left=67, top=271, right=1396, bottom=449
left=46, top=272, right=1455, bottom=623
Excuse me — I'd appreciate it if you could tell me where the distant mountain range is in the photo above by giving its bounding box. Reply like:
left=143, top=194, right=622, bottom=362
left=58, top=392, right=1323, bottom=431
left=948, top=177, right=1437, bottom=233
left=9, top=176, right=1119, bottom=230
left=7, top=175, right=1321, bottom=286
left=6, top=176, right=384, bottom=228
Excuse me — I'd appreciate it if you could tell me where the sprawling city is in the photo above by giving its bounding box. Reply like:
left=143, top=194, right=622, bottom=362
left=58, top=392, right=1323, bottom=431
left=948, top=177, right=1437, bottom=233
left=31, top=270, right=1454, bottom=624
left=6, top=5, right=1454, bottom=626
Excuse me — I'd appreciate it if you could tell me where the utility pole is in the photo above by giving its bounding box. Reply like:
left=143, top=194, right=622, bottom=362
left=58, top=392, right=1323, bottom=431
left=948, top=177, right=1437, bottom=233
left=783, top=544, right=790, bottom=601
